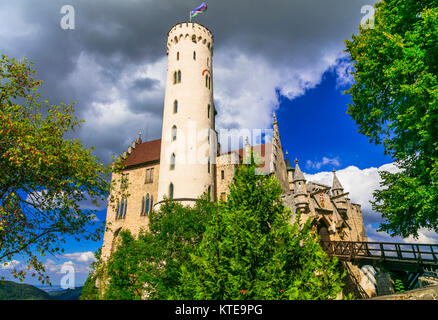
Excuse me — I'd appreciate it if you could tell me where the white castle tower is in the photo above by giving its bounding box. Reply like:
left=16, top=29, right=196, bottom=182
left=157, top=22, right=216, bottom=205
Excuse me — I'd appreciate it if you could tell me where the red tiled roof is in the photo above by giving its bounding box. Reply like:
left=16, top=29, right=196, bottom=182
left=123, top=139, right=161, bottom=168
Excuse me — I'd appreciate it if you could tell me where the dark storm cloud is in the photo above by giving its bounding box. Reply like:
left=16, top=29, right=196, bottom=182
left=0, top=0, right=377, bottom=164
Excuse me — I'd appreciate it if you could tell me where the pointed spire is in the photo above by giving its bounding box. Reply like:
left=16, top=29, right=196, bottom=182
left=332, top=169, right=343, bottom=191
left=293, top=158, right=305, bottom=182
left=285, top=151, right=293, bottom=171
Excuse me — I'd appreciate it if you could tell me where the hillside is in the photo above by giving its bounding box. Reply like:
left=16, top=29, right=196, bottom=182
left=0, top=281, right=51, bottom=300
left=0, top=281, right=83, bottom=300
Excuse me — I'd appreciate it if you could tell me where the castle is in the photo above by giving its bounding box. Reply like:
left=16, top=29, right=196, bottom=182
left=101, top=22, right=367, bottom=260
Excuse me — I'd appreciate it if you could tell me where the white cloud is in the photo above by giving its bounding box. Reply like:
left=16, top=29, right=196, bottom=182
left=1, top=260, right=20, bottom=270
left=306, top=157, right=341, bottom=170
left=62, top=251, right=96, bottom=264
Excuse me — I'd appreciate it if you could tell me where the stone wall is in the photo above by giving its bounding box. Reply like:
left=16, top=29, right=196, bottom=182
left=371, top=285, right=438, bottom=300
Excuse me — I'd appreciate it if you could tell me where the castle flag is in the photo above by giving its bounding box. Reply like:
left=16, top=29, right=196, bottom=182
left=190, top=2, right=207, bottom=19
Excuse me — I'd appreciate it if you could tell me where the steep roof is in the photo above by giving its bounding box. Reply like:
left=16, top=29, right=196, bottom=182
left=123, top=139, right=161, bottom=168
left=293, top=159, right=306, bottom=182
left=332, top=170, right=344, bottom=190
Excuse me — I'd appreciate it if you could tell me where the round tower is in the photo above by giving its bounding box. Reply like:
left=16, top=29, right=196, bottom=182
left=157, top=22, right=216, bottom=205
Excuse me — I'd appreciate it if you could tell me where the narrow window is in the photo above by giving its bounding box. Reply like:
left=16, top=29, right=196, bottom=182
left=207, top=57, right=209, bottom=67
left=208, top=185, right=211, bottom=199
left=119, top=199, right=124, bottom=219
left=169, top=183, right=174, bottom=199
left=173, top=100, right=178, bottom=113
left=208, top=157, right=210, bottom=174
left=171, top=125, right=177, bottom=141
left=174, top=71, right=177, bottom=84
left=178, top=70, right=181, bottom=83
left=177, top=52, right=179, bottom=61
left=221, top=170, right=225, bottom=180
left=208, top=104, right=210, bottom=119
left=150, top=168, right=154, bottom=183
left=150, top=195, right=153, bottom=212
left=170, top=153, right=176, bottom=170
left=141, top=197, right=145, bottom=215
left=116, top=202, right=120, bottom=219
left=193, top=51, right=196, bottom=60
left=205, top=75, right=208, bottom=87
left=145, top=194, right=150, bottom=214
left=192, top=35, right=197, bottom=43
left=208, top=76, right=211, bottom=90
left=123, top=199, right=128, bottom=218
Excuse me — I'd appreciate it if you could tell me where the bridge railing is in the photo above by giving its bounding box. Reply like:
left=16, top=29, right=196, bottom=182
left=321, top=241, right=438, bottom=265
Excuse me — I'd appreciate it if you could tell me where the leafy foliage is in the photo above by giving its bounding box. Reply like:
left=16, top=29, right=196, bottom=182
left=345, top=0, right=438, bottom=237
left=175, top=161, right=344, bottom=300
left=0, top=55, right=113, bottom=284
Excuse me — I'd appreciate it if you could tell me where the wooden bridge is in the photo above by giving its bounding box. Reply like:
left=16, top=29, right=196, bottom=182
left=321, top=241, right=438, bottom=272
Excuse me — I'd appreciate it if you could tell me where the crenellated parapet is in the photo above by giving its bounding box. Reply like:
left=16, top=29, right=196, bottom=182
left=166, top=22, right=214, bottom=55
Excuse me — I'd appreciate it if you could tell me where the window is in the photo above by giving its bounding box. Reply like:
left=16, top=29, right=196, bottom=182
left=123, top=199, right=127, bottom=218
left=145, top=168, right=154, bottom=184
left=208, top=76, right=211, bottom=90
left=169, top=183, right=174, bottom=199
left=207, top=57, right=209, bottom=67
left=193, top=51, right=196, bottom=60
left=173, top=100, right=178, bottom=114
left=208, top=104, right=210, bottom=119
left=117, top=198, right=127, bottom=219
left=221, top=170, right=225, bottom=180
left=174, top=71, right=177, bottom=84
left=208, top=157, right=210, bottom=174
left=208, top=185, right=211, bottom=200
left=115, top=202, right=120, bottom=219
left=171, top=125, right=177, bottom=141
left=178, top=70, right=181, bottom=83
left=192, top=35, right=197, bottom=43
left=205, top=75, right=208, bottom=88
left=150, top=195, right=153, bottom=212
left=145, top=194, right=150, bottom=214
left=177, top=52, right=179, bottom=60
left=141, top=197, right=145, bottom=215
left=170, top=153, right=175, bottom=170
left=120, top=173, right=129, bottom=189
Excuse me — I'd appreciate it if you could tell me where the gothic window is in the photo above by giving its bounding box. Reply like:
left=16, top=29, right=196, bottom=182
left=192, top=35, right=197, bottom=43
left=123, top=199, right=128, bottom=218
left=169, top=183, right=174, bottom=199
left=145, top=194, right=150, bottom=214
left=174, top=71, right=177, bottom=84
left=178, top=70, right=181, bottom=83
left=205, top=75, right=208, bottom=88
left=141, top=196, right=145, bottom=215
left=119, top=199, right=124, bottom=219
left=173, top=100, right=178, bottom=114
left=170, top=153, right=176, bottom=170
left=171, top=125, right=177, bottom=141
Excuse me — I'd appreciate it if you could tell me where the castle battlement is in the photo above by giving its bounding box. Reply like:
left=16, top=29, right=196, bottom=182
left=166, top=22, right=213, bottom=55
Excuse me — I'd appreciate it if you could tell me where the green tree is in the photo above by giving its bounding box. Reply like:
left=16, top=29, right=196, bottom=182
left=176, top=161, right=344, bottom=300
left=0, top=55, right=112, bottom=284
left=97, top=196, right=213, bottom=300
left=345, top=1, right=438, bottom=238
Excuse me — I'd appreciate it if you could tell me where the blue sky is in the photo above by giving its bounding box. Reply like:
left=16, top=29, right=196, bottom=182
left=1, top=0, right=437, bottom=288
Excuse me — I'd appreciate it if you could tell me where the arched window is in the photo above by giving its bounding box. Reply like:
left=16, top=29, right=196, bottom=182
left=208, top=157, right=210, bottom=174
left=150, top=195, right=154, bottom=212
left=205, top=75, right=208, bottom=88
left=178, top=70, right=181, bottom=83
left=119, top=199, right=124, bottom=219
left=192, top=35, right=197, bottom=43
left=169, top=183, right=174, bottom=199
left=171, top=125, right=177, bottom=141
left=170, top=153, right=176, bottom=170
left=116, top=202, right=120, bottom=219
left=123, top=199, right=128, bottom=218
left=141, top=196, right=145, bottom=215
left=208, top=104, right=210, bottom=119
left=174, top=71, right=177, bottom=84
left=208, top=76, right=211, bottom=90
left=193, top=51, right=196, bottom=60
left=173, top=100, right=178, bottom=113
left=177, top=52, right=179, bottom=60
left=145, top=194, right=150, bottom=214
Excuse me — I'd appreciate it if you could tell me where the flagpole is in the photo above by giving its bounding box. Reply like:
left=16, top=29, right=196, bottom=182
left=189, top=11, right=192, bottom=23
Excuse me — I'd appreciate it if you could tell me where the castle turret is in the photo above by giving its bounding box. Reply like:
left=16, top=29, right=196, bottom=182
left=332, top=169, right=347, bottom=212
left=157, top=22, right=216, bottom=205
left=293, top=159, right=309, bottom=212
